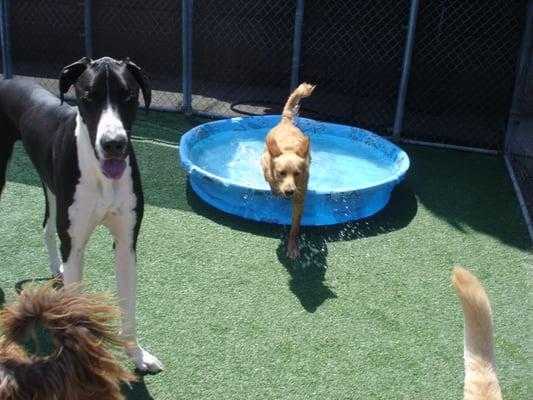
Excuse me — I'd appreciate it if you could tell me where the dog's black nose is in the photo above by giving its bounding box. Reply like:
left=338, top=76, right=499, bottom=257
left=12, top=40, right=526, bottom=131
left=100, top=136, right=127, bottom=157
left=284, top=189, right=295, bottom=197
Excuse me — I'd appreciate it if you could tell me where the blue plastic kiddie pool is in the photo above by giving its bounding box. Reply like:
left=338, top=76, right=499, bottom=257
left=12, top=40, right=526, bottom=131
left=179, top=116, right=409, bottom=226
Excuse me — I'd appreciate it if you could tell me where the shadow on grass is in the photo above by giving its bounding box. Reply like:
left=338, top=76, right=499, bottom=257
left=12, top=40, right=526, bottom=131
left=0, top=288, right=5, bottom=308
left=404, top=144, right=531, bottom=250
left=187, top=180, right=417, bottom=312
left=14, top=276, right=58, bottom=294
left=122, top=374, right=155, bottom=400
left=276, top=235, right=336, bottom=313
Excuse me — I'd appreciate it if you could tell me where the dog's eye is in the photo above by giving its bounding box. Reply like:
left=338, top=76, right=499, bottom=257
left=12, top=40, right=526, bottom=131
left=294, top=171, right=300, bottom=177
left=280, top=170, right=287, bottom=177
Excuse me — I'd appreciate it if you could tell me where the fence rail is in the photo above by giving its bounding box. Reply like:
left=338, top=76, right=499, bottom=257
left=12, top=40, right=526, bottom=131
left=0, top=0, right=531, bottom=236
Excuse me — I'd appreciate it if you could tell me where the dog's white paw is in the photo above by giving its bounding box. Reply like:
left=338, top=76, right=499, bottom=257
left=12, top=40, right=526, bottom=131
left=51, top=263, right=64, bottom=279
left=127, top=345, right=163, bottom=372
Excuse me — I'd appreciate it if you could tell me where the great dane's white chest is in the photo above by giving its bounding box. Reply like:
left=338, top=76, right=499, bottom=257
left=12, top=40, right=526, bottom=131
left=69, top=114, right=136, bottom=236
left=73, top=171, right=135, bottom=223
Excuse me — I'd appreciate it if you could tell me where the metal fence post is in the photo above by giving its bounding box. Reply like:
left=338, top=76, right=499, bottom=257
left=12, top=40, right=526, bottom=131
left=290, top=0, right=304, bottom=91
left=84, top=0, right=93, bottom=58
left=504, top=1, right=533, bottom=155
left=392, top=0, right=419, bottom=139
left=182, top=0, right=193, bottom=115
left=0, top=0, right=12, bottom=79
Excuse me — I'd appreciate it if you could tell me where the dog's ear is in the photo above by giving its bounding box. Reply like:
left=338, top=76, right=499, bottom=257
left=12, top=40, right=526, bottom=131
left=59, top=57, right=92, bottom=104
left=123, top=58, right=151, bottom=112
left=296, top=136, right=310, bottom=158
left=266, top=136, right=282, bottom=158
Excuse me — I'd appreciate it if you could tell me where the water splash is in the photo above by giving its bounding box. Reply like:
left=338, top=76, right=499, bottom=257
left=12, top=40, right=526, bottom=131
left=189, top=129, right=395, bottom=191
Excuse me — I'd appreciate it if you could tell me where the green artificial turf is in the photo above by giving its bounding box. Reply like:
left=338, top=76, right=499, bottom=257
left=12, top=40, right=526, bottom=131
left=0, top=110, right=531, bottom=399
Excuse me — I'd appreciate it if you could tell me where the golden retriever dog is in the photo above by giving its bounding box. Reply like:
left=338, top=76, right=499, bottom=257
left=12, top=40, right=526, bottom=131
left=0, top=283, right=135, bottom=400
left=452, top=267, right=502, bottom=400
left=262, top=83, right=316, bottom=258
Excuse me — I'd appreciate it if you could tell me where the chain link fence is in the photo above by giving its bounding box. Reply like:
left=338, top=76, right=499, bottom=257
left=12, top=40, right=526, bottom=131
left=403, top=0, right=527, bottom=150
left=299, top=1, right=410, bottom=135
left=9, top=0, right=83, bottom=96
left=1, top=0, right=527, bottom=147
left=191, top=0, right=295, bottom=117
left=92, top=0, right=182, bottom=110
left=0, top=0, right=531, bottom=233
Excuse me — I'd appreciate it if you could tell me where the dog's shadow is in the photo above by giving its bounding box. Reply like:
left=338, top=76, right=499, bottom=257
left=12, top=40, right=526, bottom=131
left=276, top=234, right=337, bottom=313
left=121, top=373, right=155, bottom=400
left=187, top=181, right=417, bottom=313
left=14, top=276, right=61, bottom=294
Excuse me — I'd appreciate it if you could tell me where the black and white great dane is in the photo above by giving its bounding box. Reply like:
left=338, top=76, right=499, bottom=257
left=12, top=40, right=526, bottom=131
left=0, top=57, right=162, bottom=372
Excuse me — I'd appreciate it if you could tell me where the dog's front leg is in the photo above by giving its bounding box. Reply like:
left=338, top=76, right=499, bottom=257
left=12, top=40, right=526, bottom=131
left=115, top=242, right=163, bottom=372
left=60, top=239, right=87, bottom=285
left=57, top=208, right=95, bottom=287
left=287, top=200, right=304, bottom=258
left=107, top=217, right=163, bottom=373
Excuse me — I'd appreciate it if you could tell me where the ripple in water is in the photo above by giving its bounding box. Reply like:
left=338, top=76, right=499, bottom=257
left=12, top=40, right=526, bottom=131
left=190, top=129, right=395, bottom=191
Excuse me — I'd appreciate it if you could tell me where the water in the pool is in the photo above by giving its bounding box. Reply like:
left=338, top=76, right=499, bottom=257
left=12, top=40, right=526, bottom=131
left=190, top=129, right=394, bottom=191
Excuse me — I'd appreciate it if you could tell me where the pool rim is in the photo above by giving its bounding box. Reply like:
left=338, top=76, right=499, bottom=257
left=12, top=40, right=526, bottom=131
left=179, top=115, right=410, bottom=196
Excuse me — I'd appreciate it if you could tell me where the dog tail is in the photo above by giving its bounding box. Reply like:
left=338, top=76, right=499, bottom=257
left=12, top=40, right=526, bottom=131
left=282, top=83, right=316, bottom=122
left=452, top=267, right=502, bottom=400
left=0, top=282, right=135, bottom=400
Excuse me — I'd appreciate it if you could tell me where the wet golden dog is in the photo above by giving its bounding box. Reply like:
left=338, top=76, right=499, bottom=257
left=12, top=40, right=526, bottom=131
left=453, top=267, right=502, bottom=400
left=262, top=83, right=316, bottom=258
left=0, top=283, right=135, bottom=400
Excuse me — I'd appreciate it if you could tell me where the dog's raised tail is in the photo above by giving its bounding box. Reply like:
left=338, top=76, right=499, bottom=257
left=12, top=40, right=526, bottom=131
left=0, top=282, right=135, bottom=400
left=452, top=266, right=502, bottom=400
left=282, top=82, right=316, bottom=122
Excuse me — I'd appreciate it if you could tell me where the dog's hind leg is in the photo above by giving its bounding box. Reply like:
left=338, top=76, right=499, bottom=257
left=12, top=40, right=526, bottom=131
left=42, top=185, right=62, bottom=277
left=0, top=140, right=14, bottom=196
left=0, top=127, right=18, bottom=197
left=0, top=113, right=21, bottom=197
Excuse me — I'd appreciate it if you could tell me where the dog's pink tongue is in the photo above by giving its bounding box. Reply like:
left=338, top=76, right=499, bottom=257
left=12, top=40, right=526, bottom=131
left=99, top=159, right=127, bottom=180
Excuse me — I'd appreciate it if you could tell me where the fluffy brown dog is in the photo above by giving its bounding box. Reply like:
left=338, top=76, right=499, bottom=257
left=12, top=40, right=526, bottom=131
left=452, top=267, right=502, bottom=400
left=262, top=83, right=316, bottom=258
left=0, top=283, right=135, bottom=400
